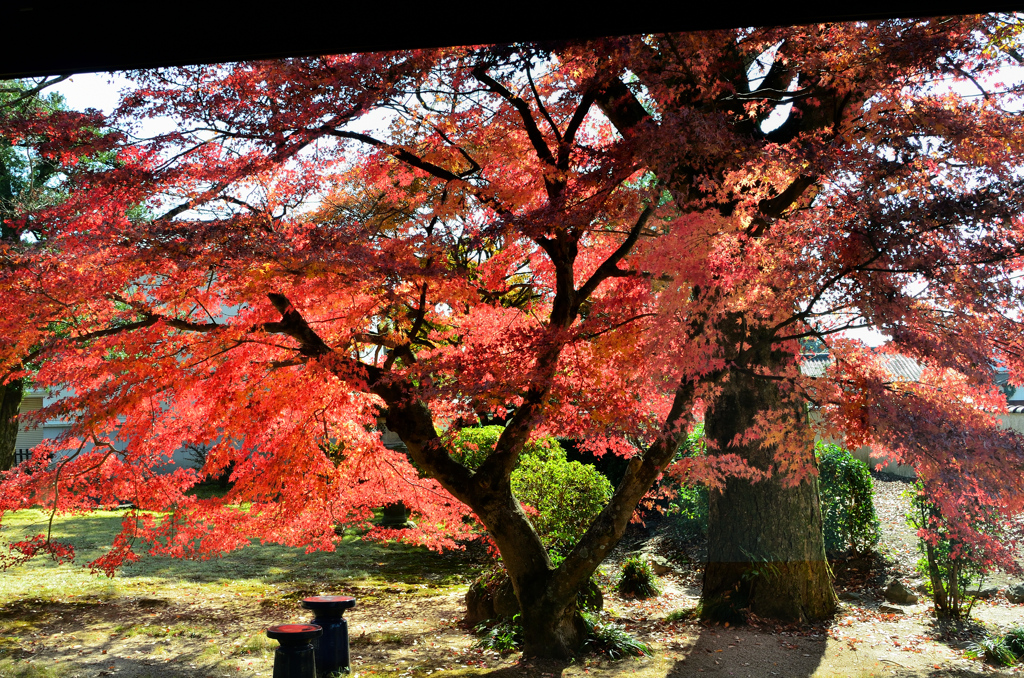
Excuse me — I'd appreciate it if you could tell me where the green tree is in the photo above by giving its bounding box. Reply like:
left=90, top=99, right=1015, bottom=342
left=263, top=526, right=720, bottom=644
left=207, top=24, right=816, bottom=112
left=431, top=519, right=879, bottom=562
left=0, top=78, right=68, bottom=471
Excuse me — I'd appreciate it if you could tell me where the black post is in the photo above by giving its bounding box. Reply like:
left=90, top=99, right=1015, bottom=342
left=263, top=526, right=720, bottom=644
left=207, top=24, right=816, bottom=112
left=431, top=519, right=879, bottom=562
left=301, top=595, right=357, bottom=676
left=267, top=624, right=322, bottom=678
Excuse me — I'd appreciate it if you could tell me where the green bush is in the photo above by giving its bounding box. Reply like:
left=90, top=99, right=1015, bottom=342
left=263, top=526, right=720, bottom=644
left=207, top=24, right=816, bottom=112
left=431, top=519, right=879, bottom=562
left=1005, top=625, right=1024, bottom=660
left=449, top=425, right=561, bottom=470
left=816, top=442, right=881, bottom=556
left=581, top=611, right=653, bottom=658
left=617, top=555, right=660, bottom=599
left=451, top=426, right=612, bottom=562
left=511, top=455, right=613, bottom=560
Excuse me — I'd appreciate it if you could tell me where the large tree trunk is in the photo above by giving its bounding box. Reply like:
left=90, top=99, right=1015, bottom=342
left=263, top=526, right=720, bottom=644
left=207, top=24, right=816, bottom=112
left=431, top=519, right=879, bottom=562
left=0, top=378, right=23, bottom=472
left=702, top=360, right=836, bottom=623
left=466, top=477, right=588, bottom=658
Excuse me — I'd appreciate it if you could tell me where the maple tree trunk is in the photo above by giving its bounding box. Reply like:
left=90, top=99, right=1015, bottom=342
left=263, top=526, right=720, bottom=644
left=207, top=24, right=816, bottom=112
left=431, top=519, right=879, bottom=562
left=480, top=485, right=587, bottom=657
left=372, top=359, right=696, bottom=657
left=0, top=378, right=22, bottom=472
left=925, top=539, right=949, bottom=615
left=702, top=362, right=836, bottom=623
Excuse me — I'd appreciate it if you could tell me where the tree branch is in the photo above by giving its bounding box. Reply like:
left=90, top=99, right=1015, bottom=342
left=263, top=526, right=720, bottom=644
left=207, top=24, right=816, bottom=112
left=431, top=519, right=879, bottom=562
left=472, top=65, right=556, bottom=169
left=577, top=204, right=653, bottom=303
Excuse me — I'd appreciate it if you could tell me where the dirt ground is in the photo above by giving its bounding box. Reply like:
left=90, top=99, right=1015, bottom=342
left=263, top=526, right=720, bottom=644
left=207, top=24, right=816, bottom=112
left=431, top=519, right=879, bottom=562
left=1, top=475, right=1023, bottom=678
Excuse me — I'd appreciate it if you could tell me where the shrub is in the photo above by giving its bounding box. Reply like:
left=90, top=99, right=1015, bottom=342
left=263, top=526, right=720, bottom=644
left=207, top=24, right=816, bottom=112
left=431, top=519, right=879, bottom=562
left=449, top=425, right=561, bottom=470
left=1005, top=625, right=1024, bottom=660
left=451, top=426, right=613, bottom=562
left=617, top=555, right=660, bottom=599
left=511, top=455, right=613, bottom=561
left=581, top=611, right=653, bottom=659
left=905, top=480, right=1002, bottom=620
left=967, top=635, right=1017, bottom=667
left=816, top=442, right=881, bottom=556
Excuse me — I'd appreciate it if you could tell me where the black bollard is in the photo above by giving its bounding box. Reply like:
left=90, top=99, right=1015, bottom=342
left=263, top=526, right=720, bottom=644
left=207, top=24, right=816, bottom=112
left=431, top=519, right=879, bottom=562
left=267, top=624, right=322, bottom=678
left=301, top=595, right=357, bottom=676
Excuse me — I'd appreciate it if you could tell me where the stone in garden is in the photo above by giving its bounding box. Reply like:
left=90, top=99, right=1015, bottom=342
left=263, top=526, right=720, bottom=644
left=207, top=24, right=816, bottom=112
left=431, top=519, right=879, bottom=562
left=884, top=580, right=918, bottom=605
left=1005, top=583, right=1024, bottom=604
left=647, top=555, right=675, bottom=575
left=379, top=502, right=416, bottom=529
left=967, top=587, right=999, bottom=599
left=838, top=591, right=863, bottom=602
left=878, top=604, right=904, bottom=614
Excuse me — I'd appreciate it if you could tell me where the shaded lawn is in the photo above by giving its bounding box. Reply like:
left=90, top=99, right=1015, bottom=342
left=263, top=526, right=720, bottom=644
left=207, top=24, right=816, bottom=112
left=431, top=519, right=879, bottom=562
left=1, top=492, right=1020, bottom=678
left=0, top=507, right=476, bottom=604
left=0, top=507, right=484, bottom=676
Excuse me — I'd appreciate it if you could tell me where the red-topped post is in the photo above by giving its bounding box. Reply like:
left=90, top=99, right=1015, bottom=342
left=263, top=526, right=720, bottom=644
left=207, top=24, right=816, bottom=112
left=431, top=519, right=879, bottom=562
left=267, top=624, right=322, bottom=678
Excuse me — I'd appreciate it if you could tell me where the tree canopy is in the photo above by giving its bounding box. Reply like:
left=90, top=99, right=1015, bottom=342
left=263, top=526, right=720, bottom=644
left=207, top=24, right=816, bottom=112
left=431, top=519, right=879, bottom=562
left=2, top=16, right=1024, bottom=656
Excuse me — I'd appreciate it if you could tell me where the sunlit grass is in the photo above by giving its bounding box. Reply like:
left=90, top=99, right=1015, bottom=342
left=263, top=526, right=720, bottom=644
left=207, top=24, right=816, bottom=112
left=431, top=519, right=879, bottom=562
left=232, top=632, right=276, bottom=657
left=112, top=623, right=216, bottom=639
left=0, top=508, right=478, bottom=607
left=0, top=660, right=68, bottom=678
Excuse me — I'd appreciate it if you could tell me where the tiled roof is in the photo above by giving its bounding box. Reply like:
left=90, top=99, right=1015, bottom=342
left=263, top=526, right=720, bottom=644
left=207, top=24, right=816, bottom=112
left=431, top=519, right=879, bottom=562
left=877, top=354, right=923, bottom=382
left=800, top=353, right=831, bottom=378
left=799, top=352, right=922, bottom=382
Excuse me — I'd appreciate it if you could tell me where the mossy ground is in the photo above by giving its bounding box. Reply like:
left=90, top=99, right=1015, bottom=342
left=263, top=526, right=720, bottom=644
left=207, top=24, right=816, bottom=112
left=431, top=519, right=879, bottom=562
left=2, top=476, right=1023, bottom=677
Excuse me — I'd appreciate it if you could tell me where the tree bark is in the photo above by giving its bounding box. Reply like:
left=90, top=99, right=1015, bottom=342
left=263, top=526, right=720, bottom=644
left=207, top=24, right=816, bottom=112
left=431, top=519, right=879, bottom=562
left=0, top=377, right=23, bottom=472
left=702, top=358, right=836, bottom=623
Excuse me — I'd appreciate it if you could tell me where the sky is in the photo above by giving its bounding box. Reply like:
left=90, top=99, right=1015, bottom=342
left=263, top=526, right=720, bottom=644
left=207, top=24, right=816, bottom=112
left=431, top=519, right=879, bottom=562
left=52, top=71, right=126, bottom=114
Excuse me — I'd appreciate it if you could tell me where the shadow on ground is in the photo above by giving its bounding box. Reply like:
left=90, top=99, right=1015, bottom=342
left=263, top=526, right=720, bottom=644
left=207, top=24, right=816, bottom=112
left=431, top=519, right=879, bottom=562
left=663, top=623, right=827, bottom=677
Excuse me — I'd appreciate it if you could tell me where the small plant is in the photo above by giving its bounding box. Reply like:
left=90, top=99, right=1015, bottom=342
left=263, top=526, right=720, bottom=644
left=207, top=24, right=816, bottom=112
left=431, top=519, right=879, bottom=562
left=617, top=555, right=660, bottom=599
left=816, top=442, right=881, bottom=556
left=1004, top=625, right=1024, bottom=659
left=665, top=605, right=700, bottom=622
left=581, top=611, right=653, bottom=659
left=474, top=614, right=522, bottom=653
left=966, top=635, right=1017, bottom=667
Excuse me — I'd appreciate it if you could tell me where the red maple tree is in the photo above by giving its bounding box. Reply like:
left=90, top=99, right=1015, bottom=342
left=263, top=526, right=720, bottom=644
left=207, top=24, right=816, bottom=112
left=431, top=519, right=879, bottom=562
left=3, top=16, right=1024, bottom=655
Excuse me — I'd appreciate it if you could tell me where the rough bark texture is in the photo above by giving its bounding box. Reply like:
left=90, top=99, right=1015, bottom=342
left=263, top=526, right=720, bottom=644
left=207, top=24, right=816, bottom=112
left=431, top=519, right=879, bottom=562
left=702, top=359, right=836, bottom=623
left=0, top=378, right=23, bottom=472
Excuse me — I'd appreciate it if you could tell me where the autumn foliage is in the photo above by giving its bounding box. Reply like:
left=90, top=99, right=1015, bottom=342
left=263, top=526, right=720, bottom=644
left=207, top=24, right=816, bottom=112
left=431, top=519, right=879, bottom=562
left=3, top=15, right=1024, bottom=655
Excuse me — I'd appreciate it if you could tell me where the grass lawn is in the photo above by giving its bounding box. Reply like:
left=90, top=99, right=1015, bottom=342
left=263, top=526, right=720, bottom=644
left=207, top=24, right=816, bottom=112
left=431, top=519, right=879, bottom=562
left=0, top=506, right=483, bottom=677
left=2, top=476, right=1022, bottom=677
